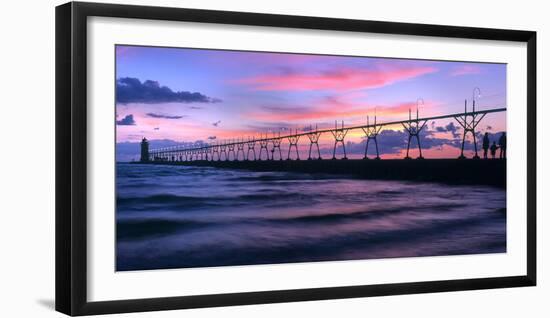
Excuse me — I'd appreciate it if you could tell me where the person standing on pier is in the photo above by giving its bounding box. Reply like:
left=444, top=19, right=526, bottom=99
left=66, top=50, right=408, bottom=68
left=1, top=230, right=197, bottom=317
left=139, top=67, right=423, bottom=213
left=482, top=132, right=490, bottom=159
left=490, top=141, right=498, bottom=159
left=498, top=132, right=506, bottom=159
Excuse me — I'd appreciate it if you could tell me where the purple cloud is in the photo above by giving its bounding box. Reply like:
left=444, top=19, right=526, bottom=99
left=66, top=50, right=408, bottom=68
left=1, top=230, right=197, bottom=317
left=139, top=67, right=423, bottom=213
left=116, top=114, right=136, bottom=126
left=146, top=113, right=185, bottom=119
left=116, top=77, right=221, bottom=104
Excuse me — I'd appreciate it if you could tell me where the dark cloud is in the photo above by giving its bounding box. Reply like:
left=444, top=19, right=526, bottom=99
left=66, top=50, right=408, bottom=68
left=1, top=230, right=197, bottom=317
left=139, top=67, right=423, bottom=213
left=433, top=121, right=461, bottom=138
left=116, top=77, right=222, bottom=104
left=320, top=129, right=409, bottom=156
left=208, top=136, right=217, bottom=140
left=154, top=127, right=160, bottom=130
left=329, top=125, right=507, bottom=157
left=301, top=125, right=320, bottom=132
left=445, top=122, right=460, bottom=137
left=146, top=113, right=185, bottom=119
left=116, top=114, right=136, bottom=126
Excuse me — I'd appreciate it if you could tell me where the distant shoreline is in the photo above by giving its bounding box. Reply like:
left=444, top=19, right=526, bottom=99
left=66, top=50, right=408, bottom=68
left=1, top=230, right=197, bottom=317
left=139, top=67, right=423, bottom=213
left=130, top=159, right=506, bottom=188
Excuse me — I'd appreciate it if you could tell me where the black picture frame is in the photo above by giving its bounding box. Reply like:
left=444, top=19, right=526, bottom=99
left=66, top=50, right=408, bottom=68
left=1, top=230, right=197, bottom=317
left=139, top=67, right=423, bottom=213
left=55, top=1, right=537, bottom=316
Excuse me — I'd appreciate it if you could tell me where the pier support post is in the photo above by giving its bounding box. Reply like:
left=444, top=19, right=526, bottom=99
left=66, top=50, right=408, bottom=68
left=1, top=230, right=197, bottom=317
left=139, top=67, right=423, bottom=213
left=236, top=141, right=245, bottom=161
left=246, top=138, right=256, bottom=161
left=361, top=114, right=382, bottom=160
left=227, top=141, right=236, bottom=161
left=259, top=134, right=269, bottom=160
left=306, top=124, right=322, bottom=160
left=402, top=101, right=427, bottom=159
left=455, top=98, right=485, bottom=159
left=211, top=144, right=219, bottom=161
left=271, top=138, right=282, bottom=160
left=219, top=142, right=227, bottom=161
left=287, top=129, right=301, bottom=160
left=331, top=120, right=348, bottom=160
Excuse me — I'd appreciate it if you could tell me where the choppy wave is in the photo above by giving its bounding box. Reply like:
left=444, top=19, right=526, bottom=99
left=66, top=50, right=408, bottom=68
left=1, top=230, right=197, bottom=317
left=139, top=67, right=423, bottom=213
left=116, top=163, right=506, bottom=271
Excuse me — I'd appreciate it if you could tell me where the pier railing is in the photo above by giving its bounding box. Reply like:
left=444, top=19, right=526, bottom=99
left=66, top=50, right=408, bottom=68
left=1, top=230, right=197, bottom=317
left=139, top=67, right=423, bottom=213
left=147, top=106, right=506, bottom=162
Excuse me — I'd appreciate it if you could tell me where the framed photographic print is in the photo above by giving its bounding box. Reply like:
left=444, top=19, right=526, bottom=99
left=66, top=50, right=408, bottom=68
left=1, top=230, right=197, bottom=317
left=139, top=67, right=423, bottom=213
left=55, top=1, right=536, bottom=316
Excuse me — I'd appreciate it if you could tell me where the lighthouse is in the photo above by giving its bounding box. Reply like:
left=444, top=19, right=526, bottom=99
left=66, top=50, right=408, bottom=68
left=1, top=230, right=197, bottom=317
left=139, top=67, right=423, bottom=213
left=140, top=137, right=149, bottom=162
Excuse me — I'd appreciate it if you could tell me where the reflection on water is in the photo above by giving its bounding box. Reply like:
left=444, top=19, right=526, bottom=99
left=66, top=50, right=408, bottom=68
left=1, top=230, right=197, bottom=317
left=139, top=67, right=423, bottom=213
left=116, top=163, right=506, bottom=271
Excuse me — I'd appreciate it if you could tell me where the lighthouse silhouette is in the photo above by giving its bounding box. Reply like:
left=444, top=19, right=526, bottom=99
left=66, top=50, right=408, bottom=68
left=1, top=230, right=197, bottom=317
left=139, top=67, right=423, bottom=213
left=140, top=137, right=149, bottom=162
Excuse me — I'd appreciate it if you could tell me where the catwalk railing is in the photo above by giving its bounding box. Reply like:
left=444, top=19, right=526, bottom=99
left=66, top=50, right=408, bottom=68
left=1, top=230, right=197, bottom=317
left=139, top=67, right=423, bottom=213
left=147, top=106, right=506, bottom=162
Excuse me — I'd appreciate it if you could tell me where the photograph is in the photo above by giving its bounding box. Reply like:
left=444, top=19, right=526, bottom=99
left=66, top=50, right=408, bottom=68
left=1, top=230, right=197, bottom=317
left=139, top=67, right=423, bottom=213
left=115, top=45, right=508, bottom=271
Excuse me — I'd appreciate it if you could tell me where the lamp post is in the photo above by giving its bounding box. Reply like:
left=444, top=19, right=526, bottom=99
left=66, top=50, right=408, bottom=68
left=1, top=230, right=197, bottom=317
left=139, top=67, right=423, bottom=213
left=472, top=87, right=481, bottom=113
left=416, top=98, right=424, bottom=119
left=472, top=87, right=481, bottom=159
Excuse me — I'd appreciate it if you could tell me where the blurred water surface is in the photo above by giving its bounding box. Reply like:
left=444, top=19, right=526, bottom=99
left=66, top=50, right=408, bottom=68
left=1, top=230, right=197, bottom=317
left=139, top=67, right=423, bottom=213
left=116, top=163, right=506, bottom=271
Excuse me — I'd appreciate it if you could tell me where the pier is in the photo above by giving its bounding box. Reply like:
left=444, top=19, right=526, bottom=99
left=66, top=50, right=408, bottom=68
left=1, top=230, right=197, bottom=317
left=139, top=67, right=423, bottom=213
left=136, top=99, right=506, bottom=187
left=145, top=105, right=505, bottom=162
left=139, top=158, right=506, bottom=188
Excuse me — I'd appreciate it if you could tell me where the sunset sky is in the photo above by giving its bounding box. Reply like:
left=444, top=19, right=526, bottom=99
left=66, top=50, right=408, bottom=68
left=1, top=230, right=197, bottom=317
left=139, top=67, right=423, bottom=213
left=115, top=45, right=506, bottom=160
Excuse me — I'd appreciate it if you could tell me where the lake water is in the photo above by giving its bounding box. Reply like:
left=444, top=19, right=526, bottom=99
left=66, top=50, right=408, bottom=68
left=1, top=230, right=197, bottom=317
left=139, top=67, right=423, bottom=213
left=116, top=163, right=506, bottom=271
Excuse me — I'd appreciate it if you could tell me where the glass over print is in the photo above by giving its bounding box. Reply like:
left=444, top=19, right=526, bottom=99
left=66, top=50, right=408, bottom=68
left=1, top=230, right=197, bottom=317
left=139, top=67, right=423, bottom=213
left=115, top=45, right=507, bottom=271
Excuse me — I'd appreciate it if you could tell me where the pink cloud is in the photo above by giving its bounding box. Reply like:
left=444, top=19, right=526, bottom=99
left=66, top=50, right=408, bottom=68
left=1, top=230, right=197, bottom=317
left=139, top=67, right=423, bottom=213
left=450, top=65, right=481, bottom=76
left=233, top=65, right=437, bottom=92
left=247, top=97, right=435, bottom=122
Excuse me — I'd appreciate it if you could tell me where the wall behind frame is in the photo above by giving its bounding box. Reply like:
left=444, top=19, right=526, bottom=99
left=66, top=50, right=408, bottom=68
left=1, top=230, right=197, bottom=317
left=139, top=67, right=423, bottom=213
left=0, top=0, right=546, bottom=317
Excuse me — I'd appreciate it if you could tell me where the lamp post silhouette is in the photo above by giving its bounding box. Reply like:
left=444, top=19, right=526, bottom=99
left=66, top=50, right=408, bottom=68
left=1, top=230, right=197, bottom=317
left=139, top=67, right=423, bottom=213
left=287, top=128, right=301, bottom=160
left=246, top=137, right=256, bottom=161
left=361, top=108, right=382, bottom=160
left=402, top=98, right=427, bottom=159
left=455, top=87, right=484, bottom=159
left=270, top=129, right=283, bottom=160
left=227, top=139, right=236, bottom=161
left=236, top=138, right=245, bottom=161
left=259, top=133, right=270, bottom=160
left=306, top=124, right=323, bottom=160
left=331, top=120, right=349, bottom=160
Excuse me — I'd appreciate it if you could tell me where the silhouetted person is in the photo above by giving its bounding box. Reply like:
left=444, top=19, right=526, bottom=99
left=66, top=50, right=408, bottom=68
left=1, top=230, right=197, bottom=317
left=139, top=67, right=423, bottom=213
left=498, top=132, right=506, bottom=159
left=490, top=141, right=498, bottom=159
left=482, top=132, right=490, bottom=159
